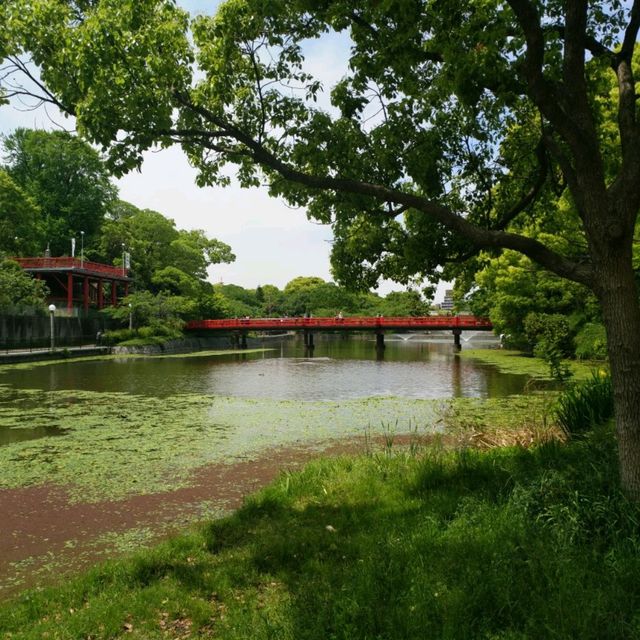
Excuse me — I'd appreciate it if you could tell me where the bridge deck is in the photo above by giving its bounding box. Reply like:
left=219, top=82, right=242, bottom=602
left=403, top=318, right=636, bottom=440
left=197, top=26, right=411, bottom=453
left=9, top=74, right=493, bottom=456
left=186, top=316, right=493, bottom=332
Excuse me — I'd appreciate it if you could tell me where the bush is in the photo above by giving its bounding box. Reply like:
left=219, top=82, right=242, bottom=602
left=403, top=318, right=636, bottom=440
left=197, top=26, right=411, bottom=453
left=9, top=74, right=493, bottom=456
left=100, top=324, right=183, bottom=346
left=524, top=312, right=574, bottom=380
left=99, top=328, right=136, bottom=345
left=524, top=312, right=573, bottom=356
left=555, top=371, right=614, bottom=437
left=574, top=322, right=608, bottom=360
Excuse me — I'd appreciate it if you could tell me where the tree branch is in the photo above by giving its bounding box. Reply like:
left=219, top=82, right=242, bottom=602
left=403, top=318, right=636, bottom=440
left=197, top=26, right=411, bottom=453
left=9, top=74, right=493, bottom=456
left=4, top=56, right=76, bottom=117
left=174, top=92, right=593, bottom=287
left=609, top=1, right=640, bottom=216
left=506, top=0, right=588, bottom=154
left=620, top=0, right=640, bottom=61
left=543, top=25, right=615, bottom=66
left=493, top=139, right=548, bottom=230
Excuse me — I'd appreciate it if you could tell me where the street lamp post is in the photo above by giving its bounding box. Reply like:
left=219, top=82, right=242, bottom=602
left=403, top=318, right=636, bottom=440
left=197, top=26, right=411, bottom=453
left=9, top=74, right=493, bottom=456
left=80, top=231, right=85, bottom=268
left=48, top=304, right=56, bottom=350
left=122, top=243, right=125, bottom=276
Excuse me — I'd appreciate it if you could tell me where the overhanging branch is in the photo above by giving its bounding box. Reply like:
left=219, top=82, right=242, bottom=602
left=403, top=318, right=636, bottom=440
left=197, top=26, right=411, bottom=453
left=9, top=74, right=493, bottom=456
left=173, top=92, right=593, bottom=287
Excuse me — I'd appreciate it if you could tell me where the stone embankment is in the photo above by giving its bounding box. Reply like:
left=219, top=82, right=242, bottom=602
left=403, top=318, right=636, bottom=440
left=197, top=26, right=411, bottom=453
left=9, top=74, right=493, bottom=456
left=111, top=335, right=265, bottom=355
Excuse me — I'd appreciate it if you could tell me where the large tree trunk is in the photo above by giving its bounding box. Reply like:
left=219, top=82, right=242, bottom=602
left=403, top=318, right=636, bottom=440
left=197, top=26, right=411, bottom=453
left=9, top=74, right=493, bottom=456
left=595, top=254, right=640, bottom=499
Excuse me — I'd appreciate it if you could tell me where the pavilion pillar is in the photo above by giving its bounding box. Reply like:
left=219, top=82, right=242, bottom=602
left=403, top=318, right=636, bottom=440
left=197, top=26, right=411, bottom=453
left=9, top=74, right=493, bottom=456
left=124, top=281, right=129, bottom=298
left=83, top=276, right=89, bottom=313
left=97, top=279, right=104, bottom=309
left=111, top=280, right=117, bottom=306
left=67, top=272, right=73, bottom=312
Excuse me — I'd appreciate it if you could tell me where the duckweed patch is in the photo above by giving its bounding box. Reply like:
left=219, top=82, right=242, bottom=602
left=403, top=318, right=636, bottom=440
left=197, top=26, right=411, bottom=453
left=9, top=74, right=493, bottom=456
left=0, top=379, right=551, bottom=503
left=0, top=387, right=435, bottom=501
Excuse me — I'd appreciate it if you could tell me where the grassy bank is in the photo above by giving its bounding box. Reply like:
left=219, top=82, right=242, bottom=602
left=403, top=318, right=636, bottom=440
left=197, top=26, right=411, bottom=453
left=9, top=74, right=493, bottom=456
left=2, top=426, right=639, bottom=639
left=460, top=348, right=600, bottom=380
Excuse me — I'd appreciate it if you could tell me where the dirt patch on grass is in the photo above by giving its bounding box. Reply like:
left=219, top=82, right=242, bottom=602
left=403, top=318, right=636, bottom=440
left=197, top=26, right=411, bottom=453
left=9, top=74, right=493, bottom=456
left=0, top=435, right=413, bottom=597
left=0, top=422, right=558, bottom=598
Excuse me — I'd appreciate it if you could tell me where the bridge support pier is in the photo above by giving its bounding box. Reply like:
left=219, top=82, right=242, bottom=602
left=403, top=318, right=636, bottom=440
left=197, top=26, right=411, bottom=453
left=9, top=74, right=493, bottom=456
left=376, top=331, right=385, bottom=350
left=304, top=330, right=315, bottom=350
left=452, top=328, right=462, bottom=351
left=240, top=332, right=248, bottom=349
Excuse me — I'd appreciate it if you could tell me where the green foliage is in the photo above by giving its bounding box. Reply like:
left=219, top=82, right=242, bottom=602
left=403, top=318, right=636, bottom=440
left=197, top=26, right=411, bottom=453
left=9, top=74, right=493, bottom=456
left=460, top=249, right=597, bottom=350
left=0, top=169, right=42, bottom=255
left=208, top=278, right=431, bottom=320
left=377, top=290, right=430, bottom=316
left=0, top=259, right=48, bottom=311
left=524, top=312, right=574, bottom=381
left=96, top=203, right=234, bottom=296
left=103, top=290, right=194, bottom=335
left=3, top=0, right=612, bottom=288
left=2, top=128, right=117, bottom=255
left=555, top=371, right=614, bottom=438
left=1, top=432, right=639, bottom=639
left=575, top=323, right=608, bottom=360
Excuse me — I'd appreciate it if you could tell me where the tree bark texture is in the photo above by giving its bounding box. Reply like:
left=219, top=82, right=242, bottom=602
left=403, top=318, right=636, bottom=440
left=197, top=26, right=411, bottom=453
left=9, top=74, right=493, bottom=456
left=595, top=255, right=640, bottom=500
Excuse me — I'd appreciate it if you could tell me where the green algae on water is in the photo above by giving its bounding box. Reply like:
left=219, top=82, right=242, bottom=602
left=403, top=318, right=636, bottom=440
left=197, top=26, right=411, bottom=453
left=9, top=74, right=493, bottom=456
left=0, top=386, right=444, bottom=502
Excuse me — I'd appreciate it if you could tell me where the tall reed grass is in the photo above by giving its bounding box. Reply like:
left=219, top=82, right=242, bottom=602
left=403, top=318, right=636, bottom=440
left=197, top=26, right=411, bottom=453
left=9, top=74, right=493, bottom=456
left=555, top=370, right=613, bottom=436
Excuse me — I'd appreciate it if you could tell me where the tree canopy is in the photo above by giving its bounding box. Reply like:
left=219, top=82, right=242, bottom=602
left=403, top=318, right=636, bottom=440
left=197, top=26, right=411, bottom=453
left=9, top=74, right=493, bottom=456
left=95, top=201, right=235, bottom=292
left=0, top=169, right=41, bottom=255
left=0, top=258, right=48, bottom=311
left=4, top=1, right=640, bottom=495
left=2, top=128, right=117, bottom=256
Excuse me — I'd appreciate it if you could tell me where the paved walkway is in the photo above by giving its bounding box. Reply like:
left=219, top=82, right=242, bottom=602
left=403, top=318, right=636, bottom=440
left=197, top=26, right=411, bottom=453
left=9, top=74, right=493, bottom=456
left=0, top=345, right=110, bottom=364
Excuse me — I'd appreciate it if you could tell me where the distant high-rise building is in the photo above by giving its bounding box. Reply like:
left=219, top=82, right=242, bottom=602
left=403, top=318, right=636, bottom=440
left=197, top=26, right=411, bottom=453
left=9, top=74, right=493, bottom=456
left=441, top=289, right=454, bottom=311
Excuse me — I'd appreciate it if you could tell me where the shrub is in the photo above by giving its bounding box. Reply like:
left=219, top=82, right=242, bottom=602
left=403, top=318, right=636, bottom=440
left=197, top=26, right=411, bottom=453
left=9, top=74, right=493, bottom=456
left=574, top=322, right=608, bottom=360
left=99, top=328, right=136, bottom=345
left=524, top=312, right=574, bottom=381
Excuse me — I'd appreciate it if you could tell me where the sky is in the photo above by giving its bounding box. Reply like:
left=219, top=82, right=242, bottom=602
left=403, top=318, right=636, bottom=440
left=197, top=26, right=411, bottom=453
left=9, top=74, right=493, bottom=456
left=0, top=0, right=448, bottom=301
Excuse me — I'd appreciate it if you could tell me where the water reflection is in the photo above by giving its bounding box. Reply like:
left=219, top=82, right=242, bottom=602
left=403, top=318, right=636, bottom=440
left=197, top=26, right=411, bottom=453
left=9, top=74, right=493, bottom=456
left=0, top=333, right=526, bottom=402
left=0, top=425, right=66, bottom=446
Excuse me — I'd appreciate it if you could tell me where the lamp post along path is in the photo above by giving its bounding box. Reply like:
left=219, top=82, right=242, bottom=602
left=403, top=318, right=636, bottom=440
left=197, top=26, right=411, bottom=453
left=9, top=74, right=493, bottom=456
left=48, top=304, right=56, bottom=350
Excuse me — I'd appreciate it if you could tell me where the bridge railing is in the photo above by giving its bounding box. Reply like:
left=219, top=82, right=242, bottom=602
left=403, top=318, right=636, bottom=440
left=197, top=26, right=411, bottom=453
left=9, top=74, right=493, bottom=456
left=186, top=316, right=493, bottom=331
left=14, top=257, right=129, bottom=279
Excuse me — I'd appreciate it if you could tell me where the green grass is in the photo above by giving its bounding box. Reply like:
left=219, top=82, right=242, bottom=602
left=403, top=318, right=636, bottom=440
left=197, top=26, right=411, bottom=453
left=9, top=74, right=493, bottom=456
left=461, top=349, right=599, bottom=380
left=2, top=427, right=639, bottom=639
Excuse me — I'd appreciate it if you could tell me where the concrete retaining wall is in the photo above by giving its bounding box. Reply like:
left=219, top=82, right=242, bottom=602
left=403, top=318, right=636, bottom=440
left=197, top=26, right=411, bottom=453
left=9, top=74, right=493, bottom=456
left=111, top=335, right=266, bottom=355
left=0, top=313, right=113, bottom=349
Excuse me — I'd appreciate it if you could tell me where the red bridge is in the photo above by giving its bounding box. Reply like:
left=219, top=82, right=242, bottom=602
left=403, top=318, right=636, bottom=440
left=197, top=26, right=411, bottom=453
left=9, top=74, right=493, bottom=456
left=186, top=315, right=493, bottom=350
